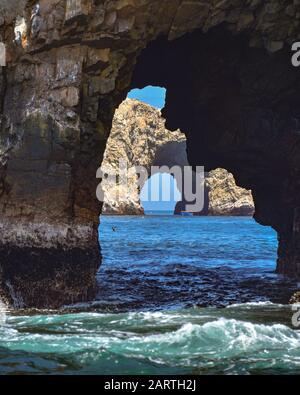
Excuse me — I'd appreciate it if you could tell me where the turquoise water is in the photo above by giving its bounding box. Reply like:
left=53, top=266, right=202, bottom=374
left=0, top=216, right=299, bottom=375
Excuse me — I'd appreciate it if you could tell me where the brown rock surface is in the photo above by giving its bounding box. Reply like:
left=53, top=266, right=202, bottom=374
left=206, top=169, right=254, bottom=216
left=102, top=99, right=254, bottom=216
left=290, top=291, right=300, bottom=304
left=101, top=99, right=185, bottom=215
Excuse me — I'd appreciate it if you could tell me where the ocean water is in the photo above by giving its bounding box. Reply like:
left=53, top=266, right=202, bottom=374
left=0, top=216, right=299, bottom=375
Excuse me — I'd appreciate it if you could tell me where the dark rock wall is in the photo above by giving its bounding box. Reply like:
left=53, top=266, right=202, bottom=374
left=0, top=1, right=299, bottom=307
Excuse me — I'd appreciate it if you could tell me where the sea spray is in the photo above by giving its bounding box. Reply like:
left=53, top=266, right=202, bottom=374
left=5, top=281, right=24, bottom=309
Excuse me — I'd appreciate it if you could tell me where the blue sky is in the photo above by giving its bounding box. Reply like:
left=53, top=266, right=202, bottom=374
left=127, top=86, right=166, bottom=109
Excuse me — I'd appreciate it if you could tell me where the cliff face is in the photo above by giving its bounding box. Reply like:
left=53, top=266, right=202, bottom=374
left=102, top=99, right=254, bottom=216
left=0, top=1, right=299, bottom=307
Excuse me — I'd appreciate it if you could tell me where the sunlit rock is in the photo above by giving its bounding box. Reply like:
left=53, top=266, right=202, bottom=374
left=102, top=99, right=254, bottom=216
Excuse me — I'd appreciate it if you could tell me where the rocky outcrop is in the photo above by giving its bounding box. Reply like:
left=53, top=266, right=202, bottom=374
left=290, top=291, right=300, bottom=304
left=102, top=99, right=254, bottom=216
left=0, top=1, right=299, bottom=307
left=206, top=169, right=254, bottom=216
left=101, top=98, right=185, bottom=215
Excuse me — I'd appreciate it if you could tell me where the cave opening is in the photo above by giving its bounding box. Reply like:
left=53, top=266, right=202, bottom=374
left=95, top=25, right=298, bottom=311
left=122, top=25, right=300, bottom=278
left=97, top=67, right=286, bottom=309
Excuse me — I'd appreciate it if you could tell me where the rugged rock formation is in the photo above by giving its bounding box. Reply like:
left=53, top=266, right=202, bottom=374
left=101, top=98, right=185, bottom=215
left=102, top=99, right=254, bottom=216
left=0, top=1, right=299, bottom=307
left=290, top=291, right=300, bottom=304
left=206, top=169, right=254, bottom=216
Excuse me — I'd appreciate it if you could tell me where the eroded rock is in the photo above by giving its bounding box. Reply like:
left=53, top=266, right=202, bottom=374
left=102, top=99, right=254, bottom=216
left=289, top=291, right=300, bottom=304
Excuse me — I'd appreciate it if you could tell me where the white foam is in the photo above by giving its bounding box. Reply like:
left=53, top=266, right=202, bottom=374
left=226, top=301, right=284, bottom=309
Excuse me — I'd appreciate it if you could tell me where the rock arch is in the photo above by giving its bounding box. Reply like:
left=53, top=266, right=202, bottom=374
left=101, top=98, right=253, bottom=216
left=101, top=98, right=187, bottom=215
left=0, top=1, right=299, bottom=307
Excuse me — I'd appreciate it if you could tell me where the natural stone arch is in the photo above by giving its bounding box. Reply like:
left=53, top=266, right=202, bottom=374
left=101, top=98, right=188, bottom=215
left=105, top=140, right=190, bottom=215
left=0, top=1, right=299, bottom=307
left=102, top=98, right=254, bottom=216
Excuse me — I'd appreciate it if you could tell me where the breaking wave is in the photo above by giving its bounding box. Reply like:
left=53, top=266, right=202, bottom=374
left=0, top=306, right=300, bottom=374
